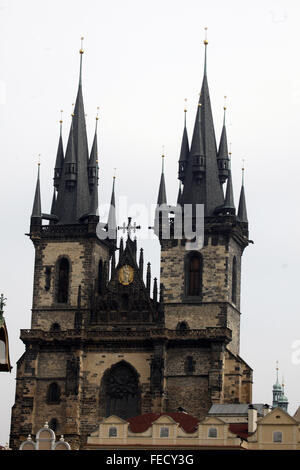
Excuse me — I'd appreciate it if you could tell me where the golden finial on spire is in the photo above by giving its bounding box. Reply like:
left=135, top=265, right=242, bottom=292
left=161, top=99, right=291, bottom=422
left=60, top=109, right=63, bottom=124
left=184, top=98, right=187, bottom=113
left=113, top=168, right=117, bottom=180
left=161, top=147, right=165, bottom=172
left=96, top=106, right=99, bottom=121
left=38, top=154, right=41, bottom=166
left=79, top=36, right=84, bottom=54
left=204, top=27, right=208, bottom=45
left=224, top=95, right=227, bottom=111
left=71, top=103, right=75, bottom=117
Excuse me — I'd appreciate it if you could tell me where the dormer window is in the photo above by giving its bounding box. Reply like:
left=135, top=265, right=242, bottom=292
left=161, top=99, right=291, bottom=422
left=109, top=426, right=117, bottom=437
left=160, top=427, right=169, bottom=438
left=208, top=427, right=218, bottom=438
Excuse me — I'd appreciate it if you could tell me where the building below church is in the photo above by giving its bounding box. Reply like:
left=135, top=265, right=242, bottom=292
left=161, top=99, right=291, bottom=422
left=84, top=405, right=300, bottom=451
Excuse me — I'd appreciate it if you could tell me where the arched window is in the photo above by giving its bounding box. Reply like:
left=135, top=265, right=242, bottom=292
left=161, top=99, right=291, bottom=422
left=101, top=361, right=140, bottom=420
left=47, top=382, right=61, bottom=404
left=232, top=256, right=237, bottom=305
left=57, top=258, right=69, bottom=303
left=98, top=259, right=103, bottom=295
left=176, top=321, right=189, bottom=332
left=186, top=252, right=202, bottom=297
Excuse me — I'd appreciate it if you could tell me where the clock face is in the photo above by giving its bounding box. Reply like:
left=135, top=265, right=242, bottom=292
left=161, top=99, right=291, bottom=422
left=118, top=264, right=134, bottom=286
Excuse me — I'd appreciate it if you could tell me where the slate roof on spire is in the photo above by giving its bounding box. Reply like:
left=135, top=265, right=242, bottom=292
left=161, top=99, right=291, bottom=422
left=54, top=47, right=92, bottom=224
left=88, top=118, right=98, bottom=173
left=180, top=41, right=224, bottom=216
left=238, top=171, right=248, bottom=223
left=72, top=51, right=90, bottom=220
left=217, top=114, right=229, bottom=164
left=50, top=188, right=56, bottom=215
left=55, top=117, right=77, bottom=224
left=54, top=121, right=64, bottom=184
left=223, top=169, right=235, bottom=212
left=31, top=164, right=42, bottom=218
left=157, top=156, right=167, bottom=205
left=177, top=182, right=182, bottom=204
left=107, top=177, right=117, bottom=240
left=179, top=112, right=189, bottom=164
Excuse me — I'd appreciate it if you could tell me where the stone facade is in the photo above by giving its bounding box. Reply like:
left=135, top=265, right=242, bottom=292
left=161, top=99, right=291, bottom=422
left=10, top=43, right=253, bottom=450
left=10, top=215, right=252, bottom=449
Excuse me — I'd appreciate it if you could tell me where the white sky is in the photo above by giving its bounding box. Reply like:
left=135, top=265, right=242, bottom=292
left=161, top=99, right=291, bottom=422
left=1, top=0, right=300, bottom=445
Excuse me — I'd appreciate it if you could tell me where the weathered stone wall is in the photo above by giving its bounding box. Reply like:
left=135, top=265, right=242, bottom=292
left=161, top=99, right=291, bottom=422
left=31, top=237, right=109, bottom=330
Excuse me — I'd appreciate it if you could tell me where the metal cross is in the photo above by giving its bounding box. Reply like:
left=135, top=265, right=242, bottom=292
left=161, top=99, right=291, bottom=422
left=118, top=217, right=141, bottom=239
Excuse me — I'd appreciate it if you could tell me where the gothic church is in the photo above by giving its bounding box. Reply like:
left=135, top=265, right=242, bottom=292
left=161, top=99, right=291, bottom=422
left=10, top=39, right=252, bottom=450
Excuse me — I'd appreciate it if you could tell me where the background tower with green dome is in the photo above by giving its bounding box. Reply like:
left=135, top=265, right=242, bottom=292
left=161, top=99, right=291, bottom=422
left=272, top=362, right=289, bottom=412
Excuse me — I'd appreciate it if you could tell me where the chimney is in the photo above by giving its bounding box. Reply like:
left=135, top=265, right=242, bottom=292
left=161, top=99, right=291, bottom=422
left=248, top=405, right=258, bottom=433
left=263, top=404, right=271, bottom=416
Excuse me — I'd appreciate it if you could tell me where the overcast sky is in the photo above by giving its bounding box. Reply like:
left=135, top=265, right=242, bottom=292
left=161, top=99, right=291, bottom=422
left=0, top=0, right=300, bottom=445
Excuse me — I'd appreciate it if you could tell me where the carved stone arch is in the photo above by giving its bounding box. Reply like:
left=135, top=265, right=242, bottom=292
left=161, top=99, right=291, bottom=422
left=99, top=360, right=141, bottom=420
left=176, top=321, right=189, bottom=332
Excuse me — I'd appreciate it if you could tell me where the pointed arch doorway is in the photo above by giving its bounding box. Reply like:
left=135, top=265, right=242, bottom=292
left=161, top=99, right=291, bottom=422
left=101, top=361, right=141, bottom=420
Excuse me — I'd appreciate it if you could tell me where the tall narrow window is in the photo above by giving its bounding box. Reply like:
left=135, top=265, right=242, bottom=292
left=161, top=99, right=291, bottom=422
left=47, top=383, right=60, bottom=404
left=187, top=253, right=202, bottom=297
left=49, top=418, right=58, bottom=432
left=57, top=258, right=69, bottom=303
left=232, top=256, right=237, bottom=305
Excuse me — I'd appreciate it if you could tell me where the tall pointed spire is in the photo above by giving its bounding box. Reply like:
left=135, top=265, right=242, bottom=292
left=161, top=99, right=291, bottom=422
left=238, top=163, right=248, bottom=223
left=223, top=170, right=235, bottom=214
left=107, top=174, right=117, bottom=240
left=72, top=37, right=90, bottom=220
left=217, top=100, right=230, bottom=184
left=55, top=114, right=77, bottom=224
left=157, top=153, right=167, bottom=205
left=178, top=104, right=189, bottom=183
left=54, top=112, right=64, bottom=189
left=146, top=262, right=151, bottom=295
left=88, top=109, right=99, bottom=191
left=31, top=161, right=42, bottom=218
left=54, top=40, right=91, bottom=224
left=139, top=248, right=144, bottom=277
left=181, top=29, right=224, bottom=216
left=50, top=188, right=56, bottom=215
left=177, top=181, right=182, bottom=204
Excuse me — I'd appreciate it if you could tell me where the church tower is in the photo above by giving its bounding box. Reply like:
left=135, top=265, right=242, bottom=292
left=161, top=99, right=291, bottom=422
left=10, top=37, right=253, bottom=450
left=155, top=36, right=252, bottom=414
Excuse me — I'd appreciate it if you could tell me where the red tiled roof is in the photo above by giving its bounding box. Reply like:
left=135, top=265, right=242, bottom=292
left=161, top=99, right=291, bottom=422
left=128, top=412, right=200, bottom=434
left=229, top=423, right=249, bottom=440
